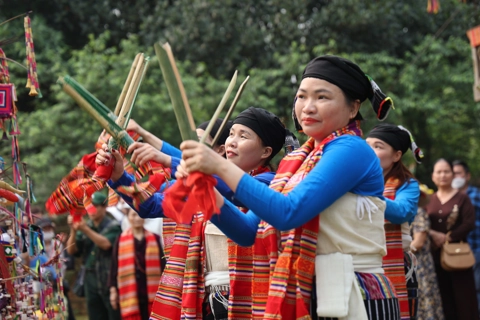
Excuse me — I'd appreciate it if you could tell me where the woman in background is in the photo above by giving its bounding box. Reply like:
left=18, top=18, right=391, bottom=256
left=109, top=207, right=165, bottom=320
left=366, top=124, right=421, bottom=320
left=427, top=159, right=477, bottom=320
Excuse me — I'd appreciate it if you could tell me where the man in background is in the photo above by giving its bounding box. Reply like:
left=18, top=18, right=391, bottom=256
left=66, top=191, right=121, bottom=320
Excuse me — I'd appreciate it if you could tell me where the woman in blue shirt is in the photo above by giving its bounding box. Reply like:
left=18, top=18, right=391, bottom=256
left=366, top=124, right=421, bottom=320
left=97, top=108, right=288, bottom=319
left=177, top=55, right=400, bottom=319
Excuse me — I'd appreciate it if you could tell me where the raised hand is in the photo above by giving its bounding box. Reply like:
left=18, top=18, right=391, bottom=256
left=127, top=142, right=171, bottom=168
left=95, top=144, right=124, bottom=182
left=180, top=140, right=225, bottom=175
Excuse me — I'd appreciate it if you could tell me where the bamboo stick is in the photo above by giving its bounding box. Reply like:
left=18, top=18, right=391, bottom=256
left=200, top=71, right=238, bottom=145
left=59, top=77, right=135, bottom=150
left=63, top=76, right=117, bottom=122
left=124, top=56, right=150, bottom=127
left=154, top=42, right=197, bottom=141
left=114, top=53, right=142, bottom=116
left=163, top=43, right=195, bottom=131
left=117, top=54, right=145, bottom=128
left=211, top=75, right=250, bottom=147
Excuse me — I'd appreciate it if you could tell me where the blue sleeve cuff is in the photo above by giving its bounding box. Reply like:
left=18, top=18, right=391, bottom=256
left=108, top=171, right=135, bottom=189
left=170, top=157, right=181, bottom=176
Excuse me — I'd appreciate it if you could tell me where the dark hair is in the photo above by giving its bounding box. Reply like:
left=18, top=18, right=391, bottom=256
left=342, top=91, right=362, bottom=121
left=453, top=160, right=470, bottom=174
left=384, top=160, right=414, bottom=186
left=434, top=158, right=453, bottom=171
left=260, top=140, right=277, bottom=171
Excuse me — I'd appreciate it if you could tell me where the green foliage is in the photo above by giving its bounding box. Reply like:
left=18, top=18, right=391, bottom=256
left=0, top=0, right=479, bottom=205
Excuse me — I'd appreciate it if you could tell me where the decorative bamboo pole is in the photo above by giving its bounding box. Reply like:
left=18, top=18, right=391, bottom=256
left=114, top=53, right=143, bottom=116
left=62, top=76, right=117, bottom=122
left=154, top=42, right=197, bottom=141
left=117, top=54, right=145, bottom=128
left=58, top=77, right=134, bottom=150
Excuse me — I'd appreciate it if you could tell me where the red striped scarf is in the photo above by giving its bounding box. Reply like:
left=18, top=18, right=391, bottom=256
left=152, top=168, right=271, bottom=320
left=253, top=121, right=363, bottom=319
left=150, top=223, right=193, bottom=319
left=382, top=177, right=409, bottom=319
left=117, top=229, right=162, bottom=320
left=227, top=166, right=270, bottom=319
left=162, top=218, right=177, bottom=259
left=150, top=213, right=209, bottom=320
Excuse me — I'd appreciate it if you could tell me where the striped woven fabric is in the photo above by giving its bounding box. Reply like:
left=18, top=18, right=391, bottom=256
left=45, top=131, right=141, bottom=218
left=180, top=214, right=206, bottom=319
left=382, top=178, right=409, bottom=320
left=117, top=229, right=162, bottom=319
left=150, top=223, right=192, bottom=320
left=162, top=218, right=176, bottom=260
left=227, top=166, right=271, bottom=320
left=252, top=121, right=363, bottom=319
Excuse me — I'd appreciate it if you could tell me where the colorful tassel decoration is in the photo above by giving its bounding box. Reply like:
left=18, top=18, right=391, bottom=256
left=24, top=15, right=41, bottom=97
left=427, top=0, right=440, bottom=14
left=0, top=49, right=10, bottom=84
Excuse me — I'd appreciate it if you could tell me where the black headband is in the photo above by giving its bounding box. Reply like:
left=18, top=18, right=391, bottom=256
left=367, top=123, right=423, bottom=163
left=197, top=118, right=232, bottom=146
left=233, top=107, right=286, bottom=157
left=293, top=55, right=393, bottom=131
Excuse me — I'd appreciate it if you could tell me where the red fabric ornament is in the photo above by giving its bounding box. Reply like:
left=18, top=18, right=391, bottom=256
left=162, top=172, right=219, bottom=224
left=0, top=189, right=18, bottom=202
left=0, top=84, right=13, bottom=119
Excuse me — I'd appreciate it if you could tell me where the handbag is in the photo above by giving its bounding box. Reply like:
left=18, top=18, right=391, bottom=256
left=73, top=265, right=86, bottom=297
left=440, top=232, right=475, bottom=271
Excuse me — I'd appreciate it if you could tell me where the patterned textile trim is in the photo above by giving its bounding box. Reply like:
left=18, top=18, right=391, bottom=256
left=150, top=223, right=192, bottom=319
left=162, top=218, right=176, bottom=259
left=382, top=177, right=409, bottom=320
left=312, top=272, right=400, bottom=320
left=227, top=167, right=270, bottom=319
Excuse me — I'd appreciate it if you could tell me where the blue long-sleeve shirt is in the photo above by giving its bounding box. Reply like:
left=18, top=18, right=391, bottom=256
left=161, top=141, right=182, bottom=158
left=210, top=135, right=385, bottom=246
left=384, top=179, right=419, bottom=224
left=108, top=167, right=275, bottom=219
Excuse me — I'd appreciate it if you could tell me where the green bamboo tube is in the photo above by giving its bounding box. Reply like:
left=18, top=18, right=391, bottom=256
left=63, top=76, right=117, bottom=122
left=154, top=42, right=197, bottom=141
left=58, top=77, right=134, bottom=150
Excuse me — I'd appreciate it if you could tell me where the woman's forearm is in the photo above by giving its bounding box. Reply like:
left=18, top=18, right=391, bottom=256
left=140, top=130, right=164, bottom=151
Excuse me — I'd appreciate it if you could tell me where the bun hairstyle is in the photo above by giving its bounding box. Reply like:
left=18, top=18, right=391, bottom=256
left=293, top=55, right=393, bottom=132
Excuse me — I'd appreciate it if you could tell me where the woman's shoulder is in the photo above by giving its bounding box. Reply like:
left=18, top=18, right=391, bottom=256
left=325, top=135, right=378, bottom=159
left=454, top=190, right=473, bottom=204
left=398, top=179, right=420, bottom=193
